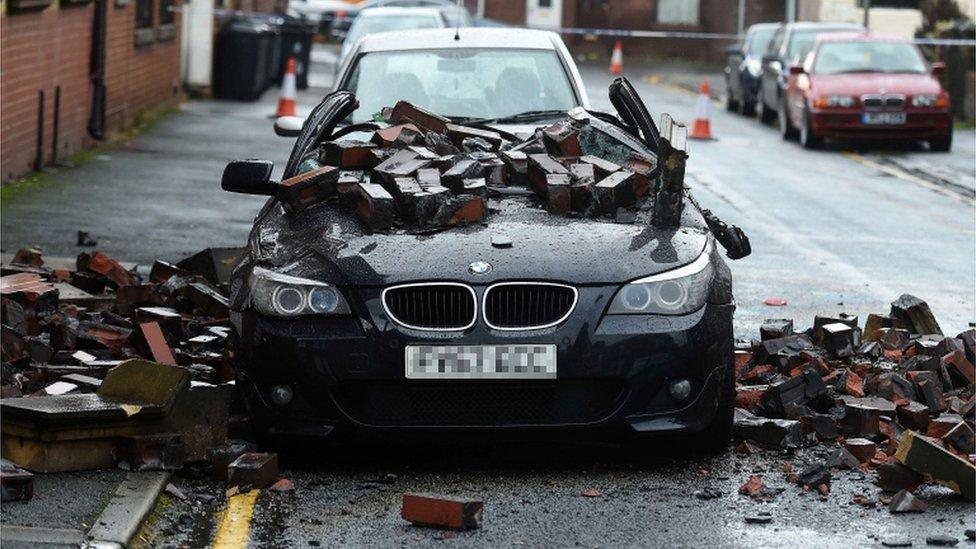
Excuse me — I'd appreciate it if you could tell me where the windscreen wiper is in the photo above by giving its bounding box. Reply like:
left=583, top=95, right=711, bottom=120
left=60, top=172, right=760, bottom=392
left=473, top=109, right=568, bottom=125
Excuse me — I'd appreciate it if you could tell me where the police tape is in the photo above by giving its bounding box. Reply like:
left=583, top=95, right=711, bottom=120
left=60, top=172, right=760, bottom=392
left=172, top=7, right=976, bottom=47
left=523, top=25, right=976, bottom=47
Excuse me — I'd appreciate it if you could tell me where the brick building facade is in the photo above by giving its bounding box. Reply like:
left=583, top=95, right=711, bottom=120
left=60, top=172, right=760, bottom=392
left=1, top=0, right=183, bottom=182
left=484, top=0, right=784, bottom=62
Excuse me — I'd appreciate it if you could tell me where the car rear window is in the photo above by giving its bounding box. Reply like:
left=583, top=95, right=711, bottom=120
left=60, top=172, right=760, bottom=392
left=343, top=48, right=578, bottom=124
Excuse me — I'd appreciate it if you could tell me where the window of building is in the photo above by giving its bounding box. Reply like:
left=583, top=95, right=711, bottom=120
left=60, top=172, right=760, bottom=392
left=657, top=0, right=698, bottom=25
left=159, top=0, right=174, bottom=25
left=157, top=0, right=177, bottom=40
left=135, top=0, right=156, bottom=46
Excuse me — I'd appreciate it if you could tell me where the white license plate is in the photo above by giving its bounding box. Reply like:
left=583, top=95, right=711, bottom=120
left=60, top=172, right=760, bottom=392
left=862, top=112, right=906, bottom=125
left=405, top=344, right=557, bottom=379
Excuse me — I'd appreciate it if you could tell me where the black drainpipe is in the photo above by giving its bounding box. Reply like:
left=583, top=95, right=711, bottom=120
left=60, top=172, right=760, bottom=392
left=88, top=0, right=107, bottom=139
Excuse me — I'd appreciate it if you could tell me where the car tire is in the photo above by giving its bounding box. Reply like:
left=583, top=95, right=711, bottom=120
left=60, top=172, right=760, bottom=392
left=758, top=98, right=776, bottom=124
left=800, top=107, right=824, bottom=149
left=738, top=99, right=755, bottom=117
left=929, top=130, right=952, bottom=152
left=680, top=349, right=735, bottom=455
left=726, top=90, right=739, bottom=113
left=778, top=99, right=798, bottom=141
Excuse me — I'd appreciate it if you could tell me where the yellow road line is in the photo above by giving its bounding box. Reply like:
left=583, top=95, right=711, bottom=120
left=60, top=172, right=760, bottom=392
left=213, top=489, right=260, bottom=549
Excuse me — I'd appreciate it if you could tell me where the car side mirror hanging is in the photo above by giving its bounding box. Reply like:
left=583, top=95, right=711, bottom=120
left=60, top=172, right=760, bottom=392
left=701, top=208, right=751, bottom=260
left=221, top=159, right=278, bottom=195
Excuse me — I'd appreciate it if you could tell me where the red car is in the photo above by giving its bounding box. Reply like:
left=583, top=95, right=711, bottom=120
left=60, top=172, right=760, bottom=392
left=779, top=33, right=952, bottom=151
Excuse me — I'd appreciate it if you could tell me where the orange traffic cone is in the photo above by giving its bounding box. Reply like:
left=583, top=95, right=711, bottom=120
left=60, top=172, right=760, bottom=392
left=275, top=57, right=298, bottom=118
left=689, top=79, right=714, bottom=140
left=609, top=40, right=623, bottom=75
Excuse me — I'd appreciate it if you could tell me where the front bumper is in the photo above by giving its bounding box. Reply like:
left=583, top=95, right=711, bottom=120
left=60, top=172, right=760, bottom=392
left=235, top=288, right=733, bottom=440
left=809, top=110, right=952, bottom=140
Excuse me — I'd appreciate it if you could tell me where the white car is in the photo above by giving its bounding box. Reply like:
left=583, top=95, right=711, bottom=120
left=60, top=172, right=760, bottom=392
left=287, top=0, right=356, bottom=33
left=334, top=27, right=590, bottom=134
left=338, top=7, right=453, bottom=65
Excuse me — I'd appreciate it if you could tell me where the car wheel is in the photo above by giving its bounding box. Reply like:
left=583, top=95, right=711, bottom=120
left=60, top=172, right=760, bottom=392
left=778, top=98, right=798, bottom=141
left=686, top=348, right=735, bottom=454
left=929, top=130, right=952, bottom=152
left=726, top=90, right=739, bottom=113
left=738, top=99, right=755, bottom=117
left=799, top=107, right=824, bottom=149
left=758, top=98, right=776, bottom=124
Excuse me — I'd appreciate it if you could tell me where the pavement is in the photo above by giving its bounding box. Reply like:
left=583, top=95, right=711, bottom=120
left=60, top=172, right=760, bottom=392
left=1, top=43, right=974, bottom=547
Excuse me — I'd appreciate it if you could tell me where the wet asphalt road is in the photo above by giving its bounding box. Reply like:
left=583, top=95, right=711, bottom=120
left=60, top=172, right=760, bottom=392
left=148, top=441, right=975, bottom=548
left=1, top=43, right=975, bottom=547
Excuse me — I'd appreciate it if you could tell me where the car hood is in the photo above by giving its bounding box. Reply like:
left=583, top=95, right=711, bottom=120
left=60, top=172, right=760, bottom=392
left=810, top=72, right=942, bottom=96
left=245, top=197, right=710, bottom=287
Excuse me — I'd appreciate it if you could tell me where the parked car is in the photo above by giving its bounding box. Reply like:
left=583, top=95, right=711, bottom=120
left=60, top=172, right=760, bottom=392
left=286, top=0, right=356, bottom=35
left=758, top=22, right=864, bottom=124
left=337, top=7, right=464, bottom=66
left=724, top=22, right=781, bottom=116
left=779, top=33, right=952, bottom=151
left=330, top=0, right=466, bottom=41
left=333, top=28, right=586, bottom=131
left=224, top=29, right=744, bottom=452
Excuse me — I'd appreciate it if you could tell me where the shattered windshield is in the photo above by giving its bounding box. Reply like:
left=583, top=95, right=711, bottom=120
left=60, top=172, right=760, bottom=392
left=343, top=48, right=578, bottom=124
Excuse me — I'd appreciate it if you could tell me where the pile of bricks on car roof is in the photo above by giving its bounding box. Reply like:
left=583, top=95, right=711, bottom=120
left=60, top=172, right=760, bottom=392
left=0, top=246, right=282, bottom=501
left=277, top=101, right=659, bottom=232
left=733, top=294, right=975, bottom=509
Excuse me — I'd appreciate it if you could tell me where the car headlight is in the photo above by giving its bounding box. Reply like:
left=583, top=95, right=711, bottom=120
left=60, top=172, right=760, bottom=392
left=250, top=267, right=350, bottom=317
left=814, top=95, right=856, bottom=108
left=608, top=243, right=715, bottom=315
left=911, top=94, right=945, bottom=108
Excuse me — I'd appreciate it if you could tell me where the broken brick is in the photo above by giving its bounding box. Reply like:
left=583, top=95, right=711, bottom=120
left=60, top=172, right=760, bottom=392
left=941, top=349, right=974, bottom=388
left=546, top=174, right=572, bottom=216
left=943, top=421, right=975, bottom=455
left=895, top=430, right=975, bottom=501
left=402, top=493, right=483, bottom=530
left=445, top=124, right=503, bottom=150
left=542, top=121, right=582, bottom=157
left=594, top=171, right=636, bottom=215
left=139, top=322, right=177, bottom=366
left=760, top=369, right=827, bottom=417
left=876, top=459, right=923, bottom=492
left=527, top=153, right=570, bottom=197
left=0, top=459, right=33, bottom=502
left=389, top=101, right=449, bottom=134
left=321, top=141, right=376, bottom=169
left=117, top=434, right=185, bottom=471
left=844, top=438, right=877, bottom=463
left=77, top=251, right=136, bottom=288
left=888, top=489, right=926, bottom=513
left=371, top=124, right=420, bottom=147
left=227, top=452, right=279, bottom=489
left=209, top=440, right=257, bottom=481
left=760, top=319, right=793, bottom=341
left=890, top=294, right=942, bottom=336
left=356, top=183, right=396, bottom=233
left=277, top=166, right=339, bottom=213
left=896, top=400, right=930, bottom=432
left=733, top=409, right=803, bottom=449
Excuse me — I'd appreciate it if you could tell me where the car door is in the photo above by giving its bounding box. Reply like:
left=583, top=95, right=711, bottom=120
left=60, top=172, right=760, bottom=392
left=760, top=27, right=785, bottom=108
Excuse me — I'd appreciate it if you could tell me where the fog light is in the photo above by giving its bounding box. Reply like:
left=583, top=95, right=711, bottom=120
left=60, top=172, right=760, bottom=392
left=270, top=384, right=293, bottom=406
left=668, top=378, right=692, bottom=401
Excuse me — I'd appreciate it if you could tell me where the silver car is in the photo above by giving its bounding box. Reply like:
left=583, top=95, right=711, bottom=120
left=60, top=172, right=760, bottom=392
left=334, top=27, right=590, bottom=135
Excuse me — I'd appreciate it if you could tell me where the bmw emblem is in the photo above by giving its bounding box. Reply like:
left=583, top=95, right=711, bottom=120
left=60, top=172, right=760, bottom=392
left=468, top=261, right=492, bottom=275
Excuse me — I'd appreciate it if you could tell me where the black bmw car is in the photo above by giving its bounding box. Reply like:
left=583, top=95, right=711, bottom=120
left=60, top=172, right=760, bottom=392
left=724, top=22, right=780, bottom=116
left=222, top=80, right=748, bottom=453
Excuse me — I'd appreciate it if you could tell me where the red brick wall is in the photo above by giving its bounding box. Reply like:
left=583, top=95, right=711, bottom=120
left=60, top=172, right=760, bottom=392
left=1, top=0, right=182, bottom=183
left=481, top=0, right=783, bottom=63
